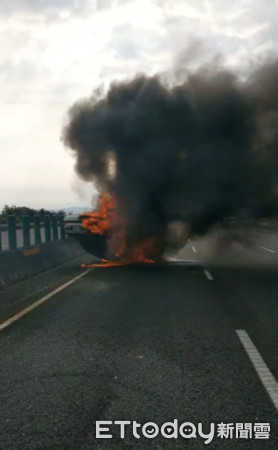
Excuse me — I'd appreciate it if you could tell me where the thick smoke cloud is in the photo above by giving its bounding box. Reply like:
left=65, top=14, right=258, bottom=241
left=63, top=59, right=278, bottom=250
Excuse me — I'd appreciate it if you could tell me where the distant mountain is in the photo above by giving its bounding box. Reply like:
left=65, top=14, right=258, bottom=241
left=61, top=206, right=92, bottom=215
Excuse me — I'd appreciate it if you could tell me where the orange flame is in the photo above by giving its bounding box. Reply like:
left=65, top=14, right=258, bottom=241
left=81, top=194, right=116, bottom=235
left=81, top=194, right=159, bottom=267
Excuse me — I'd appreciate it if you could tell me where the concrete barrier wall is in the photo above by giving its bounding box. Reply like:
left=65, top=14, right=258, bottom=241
left=0, top=238, right=85, bottom=287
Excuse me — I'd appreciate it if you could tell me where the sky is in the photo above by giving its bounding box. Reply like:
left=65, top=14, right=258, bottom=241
left=0, top=0, right=277, bottom=210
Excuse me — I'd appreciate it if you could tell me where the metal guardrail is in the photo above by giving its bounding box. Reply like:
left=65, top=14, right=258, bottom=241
left=0, top=215, right=66, bottom=252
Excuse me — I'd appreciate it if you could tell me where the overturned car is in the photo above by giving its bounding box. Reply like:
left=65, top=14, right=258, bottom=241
left=63, top=210, right=167, bottom=262
left=64, top=214, right=109, bottom=259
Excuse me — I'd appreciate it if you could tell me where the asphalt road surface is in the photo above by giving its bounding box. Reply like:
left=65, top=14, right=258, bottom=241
left=1, top=235, right=278, bottom=449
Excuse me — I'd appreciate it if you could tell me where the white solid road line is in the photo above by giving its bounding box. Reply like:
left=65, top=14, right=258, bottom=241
left=204, top=269, right=214, bottom=280
left=260, top=246, right=276, bottom=254
left=236, top=330, right=278, bottom=411
left=0, top=269, right=92, bottom=332
left=192, top=246, right=197, bottom=253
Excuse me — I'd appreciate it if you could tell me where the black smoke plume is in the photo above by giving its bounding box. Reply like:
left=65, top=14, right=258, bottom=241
left=63, top=59, right=278, bottom=254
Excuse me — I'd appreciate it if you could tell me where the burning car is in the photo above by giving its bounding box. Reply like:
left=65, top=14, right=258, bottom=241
left=64, top=194, right=167, bottom=264
left=64, top=213, right=109, bottom=259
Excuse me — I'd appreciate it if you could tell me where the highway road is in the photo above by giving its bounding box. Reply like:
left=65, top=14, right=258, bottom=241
left=1, top=234, right=278, bottom=448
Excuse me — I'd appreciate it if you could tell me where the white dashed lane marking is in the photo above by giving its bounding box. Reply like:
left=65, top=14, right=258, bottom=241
left=192, top=246, right=197, bottom=253
left=260, top=246, right=276, bottom=254
left=204, top=269, right=214, bottom=280
left=236, top=330, right=278, bottom=411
